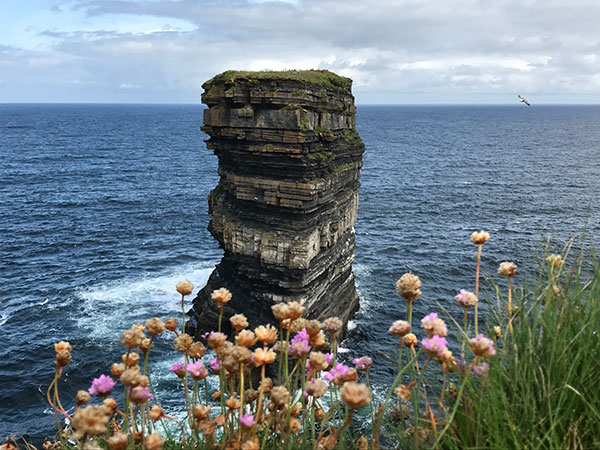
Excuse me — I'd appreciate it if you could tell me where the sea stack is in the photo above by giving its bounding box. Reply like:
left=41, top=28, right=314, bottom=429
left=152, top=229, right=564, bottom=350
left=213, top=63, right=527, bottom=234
left=189, top=70, right=364, bottom=337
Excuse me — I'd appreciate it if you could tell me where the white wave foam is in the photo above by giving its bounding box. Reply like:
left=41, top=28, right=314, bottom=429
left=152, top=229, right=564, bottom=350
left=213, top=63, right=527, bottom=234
left=76, top=262, right=215, bottom=341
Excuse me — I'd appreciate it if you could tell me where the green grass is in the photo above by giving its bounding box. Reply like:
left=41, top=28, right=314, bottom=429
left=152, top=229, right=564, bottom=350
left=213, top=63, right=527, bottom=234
left=205, top=70, right=352, bottom=93
left=441, top=249, right=600, bottom=450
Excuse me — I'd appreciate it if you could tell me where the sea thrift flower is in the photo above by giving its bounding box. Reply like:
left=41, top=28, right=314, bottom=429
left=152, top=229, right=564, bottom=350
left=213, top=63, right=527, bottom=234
left=149, top=405, right=164, bottom=421
left=253, top=347, right=276, bottom=365
left=471, top=230, right=490, bottom=245
left=403, top=333, right=418, bottom=347
left=170, top=362, right=186, bottom=378
left=76, top=390, right=91, bottom=406
left=493, top=326, right=502, bottom=338
left=165, top=318, right=178, bottom=331
left=188, top=341, right=206, bottom=359
left=422, top=335, right=448, bottom=358
left=340, top=382, right=371, bottom=409
left=498, top=262, right=517, bottom=277
left=88, top=374, right=117, bottom=397
left=207, top=331, right=227, bottom=349
left=174, top=333, right=193, bottom=353
left=54, top=341, right=72, bottom=353
left=396, top=384, right=411, bottom=402
left=308, top=351, right=328, bottom=371
left=211, top=287, right=232, bottom=305
left=145, top=317, right=166, bottom=335
left=325, top=352, right=334, bottom=366
left=396, top=273, right=422, bottom=301
left=187, top=360, right=209, bottom=380
left=305, top=378, right=328, bottom=398
left=470, top=334, right=496, bottom=358
left=240, top=413, right=256, bottom=428
left=455, top=289, right=477, bottom=308
left=193, top=404, right=211, bottom=420
left=71, top=405, right=109, bottom=438
left=144, top=432, right=165, bottom=450
left=421, top=313, right=447, bottom=337
left=289, top=328, right=311, bottom=358
left=284, top=301, right=305, bottom=320
left=323, top=317, right=343, bottom=334
left=236, top=329, right=258, bottom=347
left=255, top=324, right=278, bottom=344
left=352, top=356, right=373, bottom=371
left=270, top=386, right=290, bottom=407
left=176, top=280, right=194, bottom=296
left=108, top=434, right=128, bottom=450
left=210, top=358, right=221, bottom=372
left=122, top=352, right=140, bottom=367
left=323, top=363, right=357, bottom=385
left=230, top=313, right=248, bottom=331
left=56, top=350, right=71, bottom=367
left=103, top=398, right=117, bottom=415
left=473, top=362, right=490, bottom=377
left=120, top=366, right=142, bottom=387
left=547, top=254, right=564, bottom=268
left=129, top=385, right=153, bottom=404
left=121, top=326, right=145, bottom=348
left=232, top=345, right=253, bottom=365
left=388, top=320, right=411, bottom=337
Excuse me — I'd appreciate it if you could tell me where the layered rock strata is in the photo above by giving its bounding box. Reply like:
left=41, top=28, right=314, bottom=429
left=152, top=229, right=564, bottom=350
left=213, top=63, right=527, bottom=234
left=189, top=70, right=364, bottom=337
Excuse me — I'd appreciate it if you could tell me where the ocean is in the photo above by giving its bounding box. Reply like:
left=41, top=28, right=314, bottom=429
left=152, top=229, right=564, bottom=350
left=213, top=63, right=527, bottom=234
left=1, top=103, right=599, bottom=442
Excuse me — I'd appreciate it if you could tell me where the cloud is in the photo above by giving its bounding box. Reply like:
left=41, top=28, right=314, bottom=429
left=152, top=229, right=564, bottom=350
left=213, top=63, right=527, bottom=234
left=1, top=0, right=599, bottom=102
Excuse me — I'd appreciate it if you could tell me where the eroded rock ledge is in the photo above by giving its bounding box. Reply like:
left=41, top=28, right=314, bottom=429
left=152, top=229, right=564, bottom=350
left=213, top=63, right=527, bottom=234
left=189, top=70, right=364, bottom=337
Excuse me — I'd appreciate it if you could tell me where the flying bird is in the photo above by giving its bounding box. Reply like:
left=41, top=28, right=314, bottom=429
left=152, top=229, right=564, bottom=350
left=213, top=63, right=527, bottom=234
left=518, top=95, right=531, bottom=106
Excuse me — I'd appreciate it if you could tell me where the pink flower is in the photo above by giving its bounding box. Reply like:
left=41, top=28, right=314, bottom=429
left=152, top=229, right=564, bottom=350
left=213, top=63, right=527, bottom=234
left=325, top=353, right=334, bottom=366
left=240, top=413, right=256, bottom=428
left=421, top=312, right=447, bottom=337
left=455, top=289, right=477, bottom=308
left=422, top=335, right=448, bottom=357
left=289, top=328, right=311, bottom=358
left=473, top=362, right=490, bottom=377
left=210, top=358, right=221, bottom=372
left=88, top=374, right=116, bottom=397
left=129, top=385, right=153, bottom=403
left=323, top=363, right=355, bottom=385
left=352, top=356, right=373, bottom=371
left=170, top=362, right=186, bottom=378
left=469, top=334, right=496, bottom=358
left=388, top=320, right=411, bottom=337
left=187, top=361, right=209, bottom=380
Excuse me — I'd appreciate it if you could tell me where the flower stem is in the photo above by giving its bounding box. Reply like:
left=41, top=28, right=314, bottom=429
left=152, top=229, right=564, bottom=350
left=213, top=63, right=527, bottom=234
left=475, top=244, right=482, bottom=335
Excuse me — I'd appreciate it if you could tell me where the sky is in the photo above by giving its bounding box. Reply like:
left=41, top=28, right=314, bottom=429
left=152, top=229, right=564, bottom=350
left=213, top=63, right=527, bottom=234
left=0, top=0, right=599, bottom=104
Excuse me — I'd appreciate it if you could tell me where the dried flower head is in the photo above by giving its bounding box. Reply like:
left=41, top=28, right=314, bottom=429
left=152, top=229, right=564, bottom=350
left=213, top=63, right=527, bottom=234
left=54, top=341, right=72, bottom=353
left=56, top=349, right=71, bottom=367
left=309, top=351, right=328, bottom=372
left=309, top=330, right=327, bottom=348
left=72, top=405, right=109, bottom=438
left=396, top=273, right=422, bottom=302
left=121, top=326, right=145, bottom=349
left=323, top=363, right=357, bottom=385
left=421, top=312, right=447, bottom=337
left=547, top=254, right=564, bottom=268
left=469, top=334, right=496, bottom=358
left=242, top=439, right=260, bottom=450
left=176, top=280, right=194, bottom=296
left=253, top=347, right=276, bottom=365
left=323, top=317, right=343, bottom=334
left=103, top=398, right=117, bottom=415
left=341, top=382, right=371, bottom=410
left=188, top=341, right=207, bottom=359
left=174, top=333, right=193, bottom=353
left=260, top=377, right=273, bottom=394
left=285, top=301, right=305, bottom=320
left=455, top=289, right=478, bottom=308
left=149, top=405, right=164, bottom=421
left=493, top=326, right=502, bottom=338
left=164, top=318, right=178, bottom=332
left=403, top=333, right=418, bottom=347
left=230, top=313, right=248, bottom=331
left=145, top=317, right=166, bottom=336
left=352, top=356, right=373, bottom=371
left=245, top=388, right=259, bottom=404
left=120, top=366, right=142, bottom=387
left=255, top=324, right=278, bottom=344
left=207, top=331, right=227, bottom=349
left=271, top=303, right=287, bottom=322
left=108, top=434, right=128, bottom=450
left=388, top=320, right=411, bottom=337
left=305, top=378, right=328, bottom=398
left=471, top=230, right=490, bottom=245
left=111, top=363, right=126, bottom=377
left=193, top=404, right=211, bottom=421
left=226, top=397, right=241, bottom=410
left=270, top=386, right=290, bottom=407
left=498, top=261, right=517, bottom=277
left=473, top=362, right=490, bottom=377
left=122, top=352, right=140, bottom=367
left=232, top=345, right=253, bottom=365
left=236, top=329, right=258, bottom=347
left=76, top=390, right=91, bottom=406
left=211, top=287, right=232, bottom=305
left=144, top=432, right=165, bottom=450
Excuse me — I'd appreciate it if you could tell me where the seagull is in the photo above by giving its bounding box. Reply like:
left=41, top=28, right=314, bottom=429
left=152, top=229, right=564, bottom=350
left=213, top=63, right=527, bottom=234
left=518, top=94, right=531, bottom=106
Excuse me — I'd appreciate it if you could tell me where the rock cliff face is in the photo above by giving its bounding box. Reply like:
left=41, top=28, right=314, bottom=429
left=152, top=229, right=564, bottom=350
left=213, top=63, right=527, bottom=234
left=189, top=70, right=364, bottom=337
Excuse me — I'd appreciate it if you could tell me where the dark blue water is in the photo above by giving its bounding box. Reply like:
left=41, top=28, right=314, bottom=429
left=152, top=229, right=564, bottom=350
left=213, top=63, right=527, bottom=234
left=2, top=104, right=599, bottom=441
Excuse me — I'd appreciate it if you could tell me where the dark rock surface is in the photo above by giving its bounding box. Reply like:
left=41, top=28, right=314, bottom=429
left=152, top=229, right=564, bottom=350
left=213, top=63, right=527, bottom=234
left=189, top=70, right=364, bottom=337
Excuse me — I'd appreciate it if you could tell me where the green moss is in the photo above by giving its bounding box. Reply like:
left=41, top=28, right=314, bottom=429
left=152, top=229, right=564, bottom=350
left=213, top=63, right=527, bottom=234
left=307, top=150, right=332, bottom=161
left=334, top=163, right=352, bottom=173
left=206, top=70, right=352, bottom=93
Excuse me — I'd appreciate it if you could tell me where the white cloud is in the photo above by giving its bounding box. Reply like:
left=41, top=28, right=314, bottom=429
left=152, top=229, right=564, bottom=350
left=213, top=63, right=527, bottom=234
left=1, top=0, right=599, bottom=103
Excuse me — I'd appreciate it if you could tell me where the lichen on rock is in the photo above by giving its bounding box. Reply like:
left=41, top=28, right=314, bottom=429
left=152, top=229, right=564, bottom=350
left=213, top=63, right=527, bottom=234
left=189, top=70, right=364, bottom=337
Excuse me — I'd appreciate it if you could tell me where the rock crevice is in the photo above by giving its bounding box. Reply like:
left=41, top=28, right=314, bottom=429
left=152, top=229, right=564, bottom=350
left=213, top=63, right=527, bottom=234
left=190, top=70, right=364, bottom=336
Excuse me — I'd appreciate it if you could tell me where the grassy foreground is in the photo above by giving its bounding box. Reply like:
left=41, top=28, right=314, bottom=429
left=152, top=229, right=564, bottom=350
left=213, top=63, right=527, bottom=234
left=32, top=233, right=600, bottom=450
